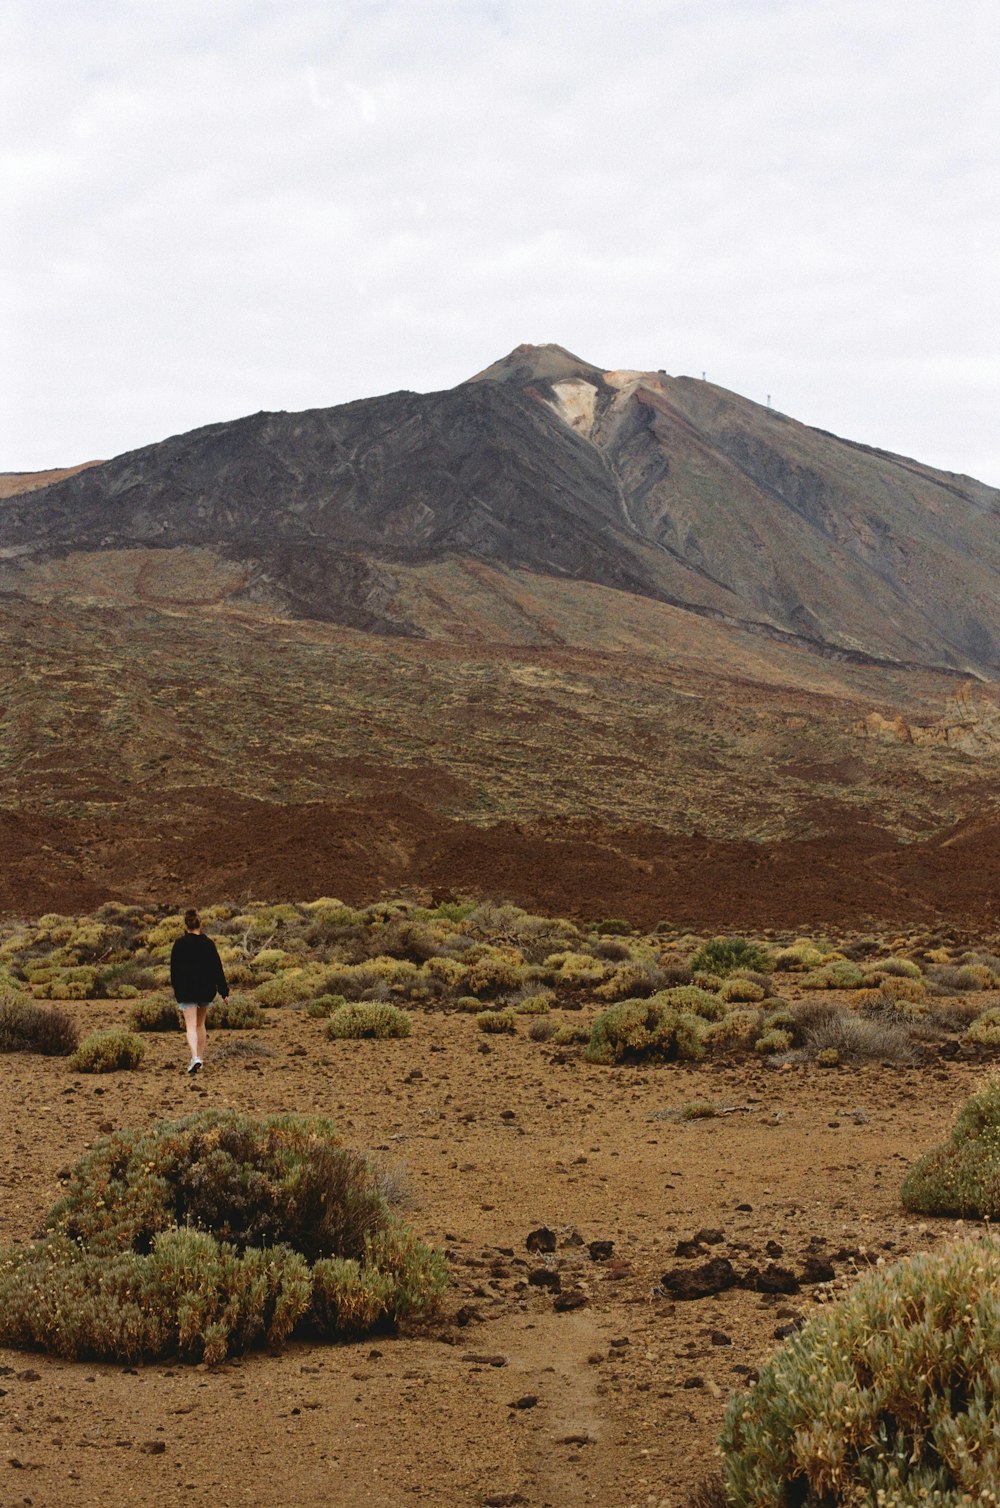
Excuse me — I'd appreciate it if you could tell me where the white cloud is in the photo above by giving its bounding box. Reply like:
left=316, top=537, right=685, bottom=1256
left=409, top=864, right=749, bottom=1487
left=1, top=0, right=998, bottom=482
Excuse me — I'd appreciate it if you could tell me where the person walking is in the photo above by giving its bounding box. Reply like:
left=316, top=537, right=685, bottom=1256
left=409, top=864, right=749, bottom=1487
left=169, top=908, right=230, bottom=1074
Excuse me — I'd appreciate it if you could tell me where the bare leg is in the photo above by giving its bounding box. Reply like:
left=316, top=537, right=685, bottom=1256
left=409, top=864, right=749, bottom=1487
left=182, top=1006, right=202, bottom=1064
left=196, top=1006, right=208, bottom=1061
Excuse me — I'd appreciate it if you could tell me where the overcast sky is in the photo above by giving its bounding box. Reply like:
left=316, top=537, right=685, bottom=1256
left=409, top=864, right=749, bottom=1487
left=3, top=0, right=998, bottom=483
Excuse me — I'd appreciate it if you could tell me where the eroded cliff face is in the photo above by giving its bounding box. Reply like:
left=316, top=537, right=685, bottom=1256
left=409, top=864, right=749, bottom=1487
left=3, top=342, right=999, bottom=672
left=856, top=683, right=1000, bottom=755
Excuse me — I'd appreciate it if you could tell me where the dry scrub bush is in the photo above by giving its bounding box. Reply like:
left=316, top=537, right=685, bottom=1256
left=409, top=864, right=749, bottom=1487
left=326, top=1003, right=412, bottom=1040
left=718, top=1238, right=1000, bottom=1503
left=129, top=995, right=182, bottom=1032
left=903, top=1079, right=1000, bottom=1217
left=0, top=989, right=79, bottom=1056
left=513, top=992, right=552, bottom=1015
left=210, top=996, right=266, bottom=1030
left=688, top=937, right=772, bottom=978
left=528, top=1017, right=558, bottom=1042
left=719, top=977, right=765, bottom=1004
left=867, top=956, right=923, bottom=981
left=772, top=942, right=823, bottom=971
left=253, top=968, right=325, bottom=1008
left=800, top=960, right=866, bottom=990
left=702, top=1009, right=763, bottom=1050
left=754, top=1028, right=793, bottom=1054
left=585, top=998, right=706, bottom=1065
left=476, top=1007, right=517, bottom=1034
left=69, top=1030, right=146, bottom=1073
left=0, top=1111, right=445, bottom=1363
left=797, top=1004, right=917, bottom=1065
left=306, top=992, right=349, bottom=1019
left=966, top=1007, right=1000, bottom=1047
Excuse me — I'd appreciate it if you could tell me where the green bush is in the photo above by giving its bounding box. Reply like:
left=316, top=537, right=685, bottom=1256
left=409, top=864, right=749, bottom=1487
left=719, top=977, right=765, bottom=1004
left=0, top=1111, right=445, bottom=1363
left=688, top=937, right=772, bottom=978
left=326, top=1003, right=412, bottom=1040
left=210, top=995, right=266, bottom=1030
left=69, top=1030, right=146, bottom=1073
left=597, top=918, right=633, bottom=936
left=513, top=992, right=553, bottom=1015
left=800, top=960, right=866, bottom=990
left=0, top=990, right=79, bottom=1056
left=717, top=1238, right=1000, bottom=1503
left=129, top=995, right=182, bottom=1032
left=965, top=1007, right=1000, bottom=1047
left=902, top=1078, right=1000, bottom=1217
left=306, top=993, right=348, bottom=1019
left=584, top=998, right=706, bottom=1064
left=754, top=1028, right=792, bottom=1055
left=476, top=1007, right=517, bottom=1034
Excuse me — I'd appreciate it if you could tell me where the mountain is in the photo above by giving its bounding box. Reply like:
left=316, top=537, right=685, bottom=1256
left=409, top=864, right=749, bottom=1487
left=2, top=344, right=1000, bottom=930
left=2, top=344, right=998, bottom=671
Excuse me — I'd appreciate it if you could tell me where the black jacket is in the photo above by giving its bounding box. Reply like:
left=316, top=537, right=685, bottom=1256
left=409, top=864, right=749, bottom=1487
left=170, top=932, right=229, bottom=1006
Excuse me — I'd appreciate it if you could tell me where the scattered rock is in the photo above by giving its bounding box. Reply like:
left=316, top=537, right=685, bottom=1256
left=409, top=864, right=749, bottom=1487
left=453, top=1305, right=484, bottom=1327
left=710, top=1331, right=732, bottom=1347
left=139, top=1441, right=166, bottom=1455
left=16, top=1370, right=41, bottom=1382
left=553, top=1288, right=588, bottom=1312
left=773, top=1321, right=803, bottom=1341
left=528, top=1267, right=561, bottom=1292
left=525, top=1226, right=557, bottom=1253
left=660, top=1257, right=739, bottom=1300
left=508, top=1394, right=538, bottom=1410
left=694, top=1228, right=724, bottom=1246
left=556, top=1432, right=595, bottom=1446
left=765, top=1239, right=783, bottom=1258
left=750, top=1263, right=800, bottom=1295
left=799, top=1254, right=836, bottom=1284
left=587, top=1239, right=614, bottom=1261
left=461, top=1354, right=508, bottom=1368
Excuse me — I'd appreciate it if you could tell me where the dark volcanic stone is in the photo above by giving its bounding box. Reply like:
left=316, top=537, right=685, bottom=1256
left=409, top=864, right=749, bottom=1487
left=526, top=1226, right=557, bottom=1253
left=660, top=1257, right=739, bottom=1301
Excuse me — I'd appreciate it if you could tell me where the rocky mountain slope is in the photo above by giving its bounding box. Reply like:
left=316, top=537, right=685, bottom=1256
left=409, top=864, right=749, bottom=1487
left=2, top=345, right=998, bottom=671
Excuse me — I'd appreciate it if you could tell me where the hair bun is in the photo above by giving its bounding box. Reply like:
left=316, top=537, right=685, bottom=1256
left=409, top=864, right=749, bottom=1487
left=184, top=908, right=201, bottom=931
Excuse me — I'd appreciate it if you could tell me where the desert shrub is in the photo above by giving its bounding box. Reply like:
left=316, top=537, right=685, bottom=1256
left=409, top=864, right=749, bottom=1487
left=542, top=950, right=605, bottom=986
left=513, top=992, right=552, bottom=1015
left=857, top=990, right=927, bottom=1027
left=590, top=937, right=634, bottom=962
left=461, top=945, right=527, bottom=996
left=584, top=998, right=706, bottom=1065
left=718, top=1238, right=1000, bottom=1504
left=528, top=1017, right=558, bottom=1042
left=903, top=1079, right=1000, bottom=1218
left=306, top=992, right=349, bottom=1019
left=929, top=964, right=979, bottom=993
left=596, top=917, right=632, bottom=936
left=800, top=960, right=866, bottom=990
left=772, top=942, right=823, bottom=972
left=550, top=1024, right=588, bottom=1046
left=319, top=957, right=420, bottom=1001
left=691, top=970, right=723, bottom=992
left=867, top=956, right=923, bottom=980
left=719, top=977, right=765, bottom=1004
left=69, top=1030, right=146, bottom=1073
left=754, top=1028, right=793, bottom=1054
left=210, top=995, right=266, bottom=1030
left=702, top=1009, right=763, bottom=1050
left=657, top=961, right=694, bottom=987
left=658, top=985, right=727, bottom=1020
left=326, top=1003, right=412, bottom=1040
left=689, top=936, right=772, bottom=978
left=455, top=995, right=483, bottom=1013
left=680, top=1101, right=717, bottom=1120
left=593, top=961, right=663, bottom=1000
left=865, top=973, right=927, bottom=1006
left=798, top=1006, right=916, bottom=1064
left=965, top=1008, right=1000, bottom=1047
left=0, top=991, right=79, bottom=1055
left=129, top=995, right=182, bottom=1032
left=253, top=972, right=309, bottom=1008
left=0, top=1111, right=445, bottom=1362
left=475, top=1008, right=517, bottom=1034
left=957, top=962, right=999, bottom=990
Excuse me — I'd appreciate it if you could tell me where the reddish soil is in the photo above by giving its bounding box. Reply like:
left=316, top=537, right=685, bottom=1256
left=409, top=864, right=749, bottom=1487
left=3, top=790, right=1000, bottom=938
left=0, top=990, right=991, bottom=1506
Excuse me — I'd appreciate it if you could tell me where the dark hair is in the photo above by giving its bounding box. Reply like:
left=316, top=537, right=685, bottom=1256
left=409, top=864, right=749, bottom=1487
left=184, top=909, right=201, bottom=932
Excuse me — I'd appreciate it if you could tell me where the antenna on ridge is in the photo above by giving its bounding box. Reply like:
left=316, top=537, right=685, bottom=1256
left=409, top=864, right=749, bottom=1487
left=701, top=371, right=706, bottom=381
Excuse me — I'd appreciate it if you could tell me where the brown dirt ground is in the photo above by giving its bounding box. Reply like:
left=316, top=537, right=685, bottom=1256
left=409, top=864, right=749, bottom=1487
left=4, top=790, right=1000, bottom=937
left=1, top=988, right=994, bottom=1507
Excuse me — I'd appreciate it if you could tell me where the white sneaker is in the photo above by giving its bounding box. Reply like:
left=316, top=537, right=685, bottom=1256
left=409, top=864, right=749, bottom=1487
left=186, top=1058, right=203, bottom=1075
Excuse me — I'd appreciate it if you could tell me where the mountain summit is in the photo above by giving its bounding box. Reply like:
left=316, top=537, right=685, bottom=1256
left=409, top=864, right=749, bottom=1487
left=2, top=345, right=998, bottom=671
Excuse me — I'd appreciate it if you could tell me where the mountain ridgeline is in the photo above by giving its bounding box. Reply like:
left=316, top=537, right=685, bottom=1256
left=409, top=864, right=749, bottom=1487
left=2, top=344, right=998, bottom=671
